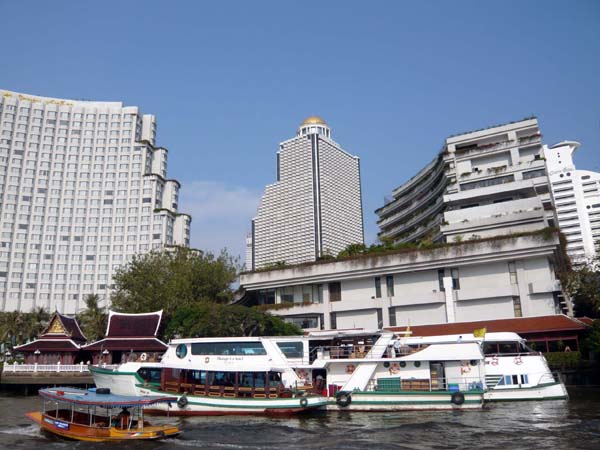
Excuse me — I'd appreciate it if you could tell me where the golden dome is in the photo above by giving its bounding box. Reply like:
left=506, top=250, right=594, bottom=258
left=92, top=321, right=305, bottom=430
left=301, top=115, right=327, bottom=126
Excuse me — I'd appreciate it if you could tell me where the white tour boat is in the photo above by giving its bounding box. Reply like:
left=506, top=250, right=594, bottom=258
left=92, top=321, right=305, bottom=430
left=90, top=338, right=328, bottom=416
left=398, top=332, right=568, bottom=402
left=91, top=331, right=486, bottom=413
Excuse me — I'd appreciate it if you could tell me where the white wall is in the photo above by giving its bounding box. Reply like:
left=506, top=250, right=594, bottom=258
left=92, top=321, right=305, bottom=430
left=393, top=303, right=447, bottom=326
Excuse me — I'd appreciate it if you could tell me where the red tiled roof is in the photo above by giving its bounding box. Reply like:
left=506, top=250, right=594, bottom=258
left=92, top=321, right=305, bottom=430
left=81, top=338, right=167, bottom=352
left=577, top=317, right=596, bottom=326
left=386, top=315, right=589, bottom=337
left=105, top=311, right=162, bottom=337
left=15, top=339, right=80, bottom=352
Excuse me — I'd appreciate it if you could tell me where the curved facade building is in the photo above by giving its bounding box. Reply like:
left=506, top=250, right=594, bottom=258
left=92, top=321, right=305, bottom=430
left=0, top=89, right=190, bottom=313
left=377, top=118, right=555, bottom=244
left=544, top=141, right=600, bottom=265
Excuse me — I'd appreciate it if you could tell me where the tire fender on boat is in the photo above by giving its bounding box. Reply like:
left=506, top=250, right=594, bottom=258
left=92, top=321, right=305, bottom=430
left=336, top=392, right=352, bottom=408
left=300, top=397, right=308, bottom=408
left=177, top=394, right=188, bottom=409
left=450, top=392, right=465, bottom=406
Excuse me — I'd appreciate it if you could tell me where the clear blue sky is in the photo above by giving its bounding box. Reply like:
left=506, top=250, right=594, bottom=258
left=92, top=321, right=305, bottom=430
left=1, top=1, right=599, bottom=260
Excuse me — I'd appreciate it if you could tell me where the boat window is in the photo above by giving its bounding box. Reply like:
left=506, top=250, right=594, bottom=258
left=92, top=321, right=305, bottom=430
left=521, top=374, right=528, bottom=384
left=268, top=371, right=283, bottom=387
left=137, top=367, right=162, bottom=383
left=276, top=341, right=303, bottom=358
left=190, top=370, right=206, bottom=384
left=253, top=372, right=266, bottom=388
left=499, top=343, right=518, bottom=354
left=212, top=371, right=236, bottom=387
left=175, top=344, right=187, bottom=359
left=191, top=341, right=267, bottom=356
left=512, top=375, right=519, bottom=385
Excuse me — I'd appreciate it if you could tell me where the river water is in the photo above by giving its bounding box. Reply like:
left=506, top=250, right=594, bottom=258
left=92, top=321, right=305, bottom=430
left=1, top=388, right=599, bottom=450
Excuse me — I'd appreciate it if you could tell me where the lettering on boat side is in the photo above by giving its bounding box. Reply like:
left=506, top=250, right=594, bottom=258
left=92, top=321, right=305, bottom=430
left=54, top=420, right=70, bottom=430
left=215, top=356, right=244, bottom=362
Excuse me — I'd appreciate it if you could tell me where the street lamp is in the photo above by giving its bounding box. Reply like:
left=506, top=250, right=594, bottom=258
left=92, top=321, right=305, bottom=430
left=102, top=349, right=109, bottom=365
left=34, top=349, right=41, bottom=364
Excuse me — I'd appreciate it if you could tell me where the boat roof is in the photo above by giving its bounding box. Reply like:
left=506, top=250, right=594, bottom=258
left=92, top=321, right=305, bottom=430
left=398, top=332, right=524, bottom=344
left=39, top=387, right=176, bottom=408
left=402, top=342, right=483, bottom=361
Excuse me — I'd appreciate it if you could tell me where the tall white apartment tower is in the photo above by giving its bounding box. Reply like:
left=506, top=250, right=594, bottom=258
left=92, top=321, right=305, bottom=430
left=544, top=141, right=600, bottom=265
left=0, top=90, right=191, bottom=314
left=247, top=116, right=364, bottom=270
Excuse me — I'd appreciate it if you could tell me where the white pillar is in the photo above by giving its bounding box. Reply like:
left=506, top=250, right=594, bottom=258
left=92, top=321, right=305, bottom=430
left=443, top=276, right=456, bottom=323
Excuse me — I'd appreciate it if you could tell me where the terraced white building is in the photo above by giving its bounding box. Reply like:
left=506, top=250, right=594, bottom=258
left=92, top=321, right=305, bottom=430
left=247, top=116, right=364, bottom=270
left=544, top=141, right=600, bottom=265
left=0, top=89, right=191, bottom=314
left=377, top=118, right=555, bottom=245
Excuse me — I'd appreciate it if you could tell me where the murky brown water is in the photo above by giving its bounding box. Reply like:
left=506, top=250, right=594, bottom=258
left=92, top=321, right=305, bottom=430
left=1, top=388, right=599, bottom=449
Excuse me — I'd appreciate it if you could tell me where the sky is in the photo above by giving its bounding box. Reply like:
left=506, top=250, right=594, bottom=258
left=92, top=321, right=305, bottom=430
left=1, top=0, right=599, bottom=260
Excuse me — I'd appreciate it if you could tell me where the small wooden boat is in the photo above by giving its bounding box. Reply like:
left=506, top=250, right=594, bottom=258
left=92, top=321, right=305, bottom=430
left=26, top=387, right=180, bottom=442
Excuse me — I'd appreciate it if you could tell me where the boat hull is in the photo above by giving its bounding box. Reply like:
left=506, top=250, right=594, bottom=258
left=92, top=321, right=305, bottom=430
left=485, top=382, right=568, bottom=402
left=25, top=411, right=179, bottom=442
left=326, top=390, right=485, bottom=411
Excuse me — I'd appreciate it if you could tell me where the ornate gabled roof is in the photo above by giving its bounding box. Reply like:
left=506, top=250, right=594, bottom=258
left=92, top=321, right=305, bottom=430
left=14, top=338, right=81, bottom=353
left=104, top=310, right=163, bottom=338
left=40, top=312, right=86, bottom=343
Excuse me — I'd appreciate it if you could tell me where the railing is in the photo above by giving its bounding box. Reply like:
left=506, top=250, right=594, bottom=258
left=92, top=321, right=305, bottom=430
left=455, top=139, right=516, bottom=158
left=307, top=344, right=429, bottom=363
left=363, top=376, right=485, bottom=393
left=2, top=363, right=118, bottom=373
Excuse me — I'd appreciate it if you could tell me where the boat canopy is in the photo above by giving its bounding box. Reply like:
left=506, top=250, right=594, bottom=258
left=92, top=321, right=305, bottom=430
left=39, top=387, right=177, bottom=409
left=400, top=343, right=483, bottom=362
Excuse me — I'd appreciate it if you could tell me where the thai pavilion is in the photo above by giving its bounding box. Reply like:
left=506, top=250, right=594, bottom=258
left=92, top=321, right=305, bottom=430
left=14, top=312, right=87, bottom=365
left=81, top=310, right=168, bottom=365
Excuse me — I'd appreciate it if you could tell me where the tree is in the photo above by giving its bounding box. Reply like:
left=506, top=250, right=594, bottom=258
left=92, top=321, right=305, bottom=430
left=77, top=294, right=108, bottom=341
left=110, top=247, right=238, bottom=317
left=165, top=304, right=302, bottom=339
left=561, top=265, right=600, bottom=318
left=337, top=243, right=367, bottom=258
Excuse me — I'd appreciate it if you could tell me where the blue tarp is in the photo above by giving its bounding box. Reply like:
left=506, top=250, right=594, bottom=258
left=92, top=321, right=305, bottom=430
left=39, top=387, right=176, bottom=409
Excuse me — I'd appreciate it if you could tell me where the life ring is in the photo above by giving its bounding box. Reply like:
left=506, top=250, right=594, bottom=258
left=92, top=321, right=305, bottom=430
left=336, top=392, right=352, bottom=408
left=299, top=397, right=308, bottom=408
left=345, top=364, right=356, bottom=374
left=388, top=363, right=400, bottom=375
left=140, top=353, right=148, bottom=362
left=460, top=361, right=471, bottom=375
left=490, top=355, right=499, bottom=366
left=205, top=356, right=210, bottom=364
left=177, top=394, right=188, bottom=409
left=296, top=369, right=308, bottom=380
left=513, top=356, right=523, bottom=365
left=451, top=392, right=465, bottom=406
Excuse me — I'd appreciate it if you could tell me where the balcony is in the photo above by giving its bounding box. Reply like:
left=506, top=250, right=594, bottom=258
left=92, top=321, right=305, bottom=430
left=381, top=198, right=444, bottom=239
left=454, top=139, right=516, bottom=159
left=379, top=180, right=447, bottom=229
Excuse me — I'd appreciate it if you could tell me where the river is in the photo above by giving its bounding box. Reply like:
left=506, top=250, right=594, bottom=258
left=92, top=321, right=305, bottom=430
left=0, top=388, right=598, bottom=450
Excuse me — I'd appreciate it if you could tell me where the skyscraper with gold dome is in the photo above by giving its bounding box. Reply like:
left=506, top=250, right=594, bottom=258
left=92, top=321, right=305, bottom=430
left=246, top=116, right=364, bottom=270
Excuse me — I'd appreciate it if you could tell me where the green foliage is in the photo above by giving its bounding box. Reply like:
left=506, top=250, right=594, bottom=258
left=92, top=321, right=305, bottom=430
left=164, top=304, right=302, bottom=339
left=77, top=294, right=108, bottom=341
left=110, top=247, right=238, bottom=318
left=584, top=321, right=600, bottom=355
left=560, top=265, right=600, bottom=318
left=0, top=308, right=50, bottom=350
left=544, top=351, right=582, bottom=369
left=337, top=243, right=367, bottom=258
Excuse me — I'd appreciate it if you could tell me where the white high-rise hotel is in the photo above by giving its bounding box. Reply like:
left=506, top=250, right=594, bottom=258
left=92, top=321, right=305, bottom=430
left=247, top=116, right=364, bottom=270
left=0, top=90, right=190, bottom=314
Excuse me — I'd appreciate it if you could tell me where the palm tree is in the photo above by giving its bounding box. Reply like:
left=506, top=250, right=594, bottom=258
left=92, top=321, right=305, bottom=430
left=77, top=294, right=108, bottom=342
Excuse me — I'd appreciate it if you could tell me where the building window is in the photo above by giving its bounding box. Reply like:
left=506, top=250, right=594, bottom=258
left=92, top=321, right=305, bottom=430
left=386, top=275, right=394, bottom=297
left=508, top=261, right=518, bottom=285
left=329, top=282, right=341, bottom=302
left=302, top=285, right=313, bottom=303
left=388, top=307, right=396, bottom=327
left=451, top=268, right=460, bottom=290
left=513, top=296, right=522, bottom=318
left=374, top=277, right=381, bottom=298
left=281, top=286, right=294, bottom=303
left=438, top=269, right=445, bottom=291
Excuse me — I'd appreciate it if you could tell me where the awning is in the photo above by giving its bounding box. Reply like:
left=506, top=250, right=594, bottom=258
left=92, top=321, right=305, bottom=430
left=39, top=387, right=176, bottom=408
